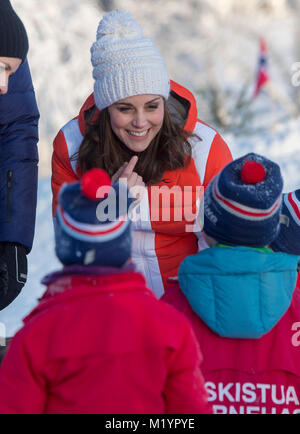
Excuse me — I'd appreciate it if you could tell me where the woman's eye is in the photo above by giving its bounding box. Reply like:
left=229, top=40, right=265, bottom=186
left=0, top=66, right=10, bottom=72
left=117, top=106, right=131, bottom=112
left=147, top=105, right=159, bottom=110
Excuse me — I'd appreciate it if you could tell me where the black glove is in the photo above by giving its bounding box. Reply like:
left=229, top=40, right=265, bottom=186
left=0, top=243, right=27, bottom=311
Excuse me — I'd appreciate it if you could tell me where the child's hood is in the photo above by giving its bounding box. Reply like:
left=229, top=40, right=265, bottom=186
left=178, top=245, right=300, bottom=339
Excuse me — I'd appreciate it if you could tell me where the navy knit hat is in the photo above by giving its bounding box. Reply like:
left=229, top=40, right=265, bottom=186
left=55, top=169, right=132, bottom=267
left=270, top=189, right=300, bottom=255
left=204, top=153, right=283, bottom=247
left=0, top=0, right=29, bottom=62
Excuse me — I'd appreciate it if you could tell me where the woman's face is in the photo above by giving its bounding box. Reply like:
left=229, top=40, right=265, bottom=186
left=0, top=57, right=22, bottom=95
left=108, top=94, right=164, bottom=153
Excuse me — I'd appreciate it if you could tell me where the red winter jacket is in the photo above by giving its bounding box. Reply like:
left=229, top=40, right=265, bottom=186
left=51, top=81, right=232, bottom=297
left=0, top=267, right=211, bottom=414
left=163, top=275, right=300, bottom=415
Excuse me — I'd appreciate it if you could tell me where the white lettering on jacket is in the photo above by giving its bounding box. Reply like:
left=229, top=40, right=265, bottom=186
left=205, top=382, right=300, bottom=414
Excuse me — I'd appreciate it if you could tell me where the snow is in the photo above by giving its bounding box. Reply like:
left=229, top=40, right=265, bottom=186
left=1, top=0, right=300, bottom=338
left=224, top=115, right=300, bottom=193
left=0, top=178, right=60, bottom=336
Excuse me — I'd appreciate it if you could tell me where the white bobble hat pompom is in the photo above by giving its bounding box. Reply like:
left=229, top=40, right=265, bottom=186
left=96, top=10, right=143, bottom=41
left=91, top=10, right=170, bottom=110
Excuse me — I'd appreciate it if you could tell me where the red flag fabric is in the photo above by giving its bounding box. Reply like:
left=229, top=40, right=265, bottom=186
left=254, top=38, right=270, bottom=97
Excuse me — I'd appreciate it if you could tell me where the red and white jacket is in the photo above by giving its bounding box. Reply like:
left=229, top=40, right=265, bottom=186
left=51, top=81, right=232, bottom=297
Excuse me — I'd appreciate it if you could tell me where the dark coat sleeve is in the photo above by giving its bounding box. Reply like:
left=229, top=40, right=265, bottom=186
left=0, top=59, right=39, bottom=253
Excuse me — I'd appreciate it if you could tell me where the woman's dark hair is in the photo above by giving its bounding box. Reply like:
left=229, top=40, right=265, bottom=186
left=74, top=100, right=194, bottom=186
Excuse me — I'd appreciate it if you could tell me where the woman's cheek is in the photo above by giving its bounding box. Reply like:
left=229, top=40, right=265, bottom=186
left=149, top=110, right=164, bottom=128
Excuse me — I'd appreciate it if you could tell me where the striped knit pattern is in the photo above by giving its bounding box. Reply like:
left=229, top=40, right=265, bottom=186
left=204, top=153, right=283, bottom=247
left=57, top=204, right=129, bottom=243
left=285, top=191, right=300, bottom=226
left=55, top=175, right=132, bottom=267
left=271, top=189, right=300, bottom=255
left=212, top=174, right=282, bottom=222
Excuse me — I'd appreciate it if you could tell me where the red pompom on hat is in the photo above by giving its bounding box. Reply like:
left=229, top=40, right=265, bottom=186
left=240, top=160, right=266, bottom=184
left=56, top=167, right=132, bottom=267
left=81, top=168, right=112, bottom=200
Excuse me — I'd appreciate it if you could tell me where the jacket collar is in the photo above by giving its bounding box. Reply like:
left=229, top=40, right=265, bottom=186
left=41, top=263, right=136, bottom=286
left=22, top=265, right=149, bottom=325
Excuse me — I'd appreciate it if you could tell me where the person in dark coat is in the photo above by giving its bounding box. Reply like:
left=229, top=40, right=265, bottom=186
left=0, top=0, right=39, bottom=310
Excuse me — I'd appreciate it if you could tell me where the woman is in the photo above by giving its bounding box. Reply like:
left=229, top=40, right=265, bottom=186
left=51, top=10, right=232, bottom=297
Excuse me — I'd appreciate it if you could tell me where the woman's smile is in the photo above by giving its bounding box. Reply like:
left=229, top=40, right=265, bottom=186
left=108, top=94, right=164, bottom=153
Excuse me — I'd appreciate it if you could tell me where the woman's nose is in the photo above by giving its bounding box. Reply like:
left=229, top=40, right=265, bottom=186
left=132, top=111, right=147, bottom=129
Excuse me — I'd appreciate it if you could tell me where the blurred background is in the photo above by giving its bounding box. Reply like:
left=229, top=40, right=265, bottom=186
left=15, top=0, right=300, bottom=188
left=1, top=0, right=300, bottom=336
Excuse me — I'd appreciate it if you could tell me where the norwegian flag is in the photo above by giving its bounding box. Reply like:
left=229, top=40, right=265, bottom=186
left=254, top=38, right=270, bottom=97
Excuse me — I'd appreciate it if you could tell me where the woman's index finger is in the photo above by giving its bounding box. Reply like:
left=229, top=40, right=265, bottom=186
left=122, top=155, right=138, bottom=177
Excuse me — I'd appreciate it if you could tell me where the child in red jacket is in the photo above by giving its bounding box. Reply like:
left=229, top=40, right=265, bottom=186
left=0, top=169, right=211, bottom=414
left=163, top=154, right=300, bottom=415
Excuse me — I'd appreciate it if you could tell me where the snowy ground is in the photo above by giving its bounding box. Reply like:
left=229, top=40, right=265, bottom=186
left=1, top=0, right=300, bottom=338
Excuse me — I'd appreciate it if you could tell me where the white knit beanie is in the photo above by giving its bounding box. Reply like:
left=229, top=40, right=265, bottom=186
left=91, top=10, right=170, bottom=110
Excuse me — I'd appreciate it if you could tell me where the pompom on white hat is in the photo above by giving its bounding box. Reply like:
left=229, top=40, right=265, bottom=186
left=91, top=10, right=170, bottom=110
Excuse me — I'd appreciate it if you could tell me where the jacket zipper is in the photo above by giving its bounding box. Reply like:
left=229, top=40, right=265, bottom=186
left=6, top=170, right=13, bottom=222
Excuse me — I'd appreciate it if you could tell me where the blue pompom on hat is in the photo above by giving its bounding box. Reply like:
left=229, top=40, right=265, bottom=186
left=203, top=153, right=283, bottom=247
left=55, top=169, right=133, bottom=267
left=270, top=189, right=300, bottom=255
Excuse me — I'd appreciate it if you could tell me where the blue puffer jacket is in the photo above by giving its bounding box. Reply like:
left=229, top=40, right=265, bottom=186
left=0, top=59, right=39, bottom=252
left=178, top=245, right=300, bottom=339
